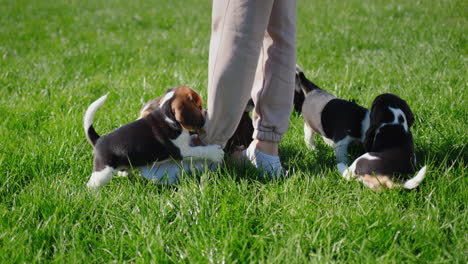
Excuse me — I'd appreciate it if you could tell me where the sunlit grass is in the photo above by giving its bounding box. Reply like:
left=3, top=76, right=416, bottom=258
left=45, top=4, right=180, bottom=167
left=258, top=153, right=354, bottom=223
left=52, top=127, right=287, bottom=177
left=0, top=0, right=466, bottom=262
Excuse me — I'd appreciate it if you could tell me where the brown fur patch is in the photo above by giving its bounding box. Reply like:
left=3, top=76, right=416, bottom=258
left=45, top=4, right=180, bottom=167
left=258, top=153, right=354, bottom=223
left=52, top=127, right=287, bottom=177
left=171, top=86, right=205, bottom=132
left=138, top=86, right=205, bottom=132
left=359, top=174, right=396, bottom=191
left=138, top=97, right=162, bottom=119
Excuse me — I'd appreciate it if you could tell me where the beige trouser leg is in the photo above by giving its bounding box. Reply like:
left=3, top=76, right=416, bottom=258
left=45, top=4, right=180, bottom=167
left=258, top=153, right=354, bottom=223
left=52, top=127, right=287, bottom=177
left=252, top=0, right=296, bottom=142
left=200, top=0, right=296, bottom=146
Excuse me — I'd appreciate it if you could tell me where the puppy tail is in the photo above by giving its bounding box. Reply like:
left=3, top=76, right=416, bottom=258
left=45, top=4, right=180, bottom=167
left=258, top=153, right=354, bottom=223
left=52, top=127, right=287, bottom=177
left=295, top=64, right=321, bottom=94
left=403, top=165, right=427, bottom=189
left=84, top=94, right=108, bottom=146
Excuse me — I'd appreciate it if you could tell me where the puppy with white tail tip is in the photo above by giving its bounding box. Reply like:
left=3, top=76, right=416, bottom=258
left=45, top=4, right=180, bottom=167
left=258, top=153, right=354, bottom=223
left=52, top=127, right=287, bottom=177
left=340, top=93, right=426, bottom=190
left=83, top=86, right=224, bottom=189
left=294, top=65, right=370, bottom=170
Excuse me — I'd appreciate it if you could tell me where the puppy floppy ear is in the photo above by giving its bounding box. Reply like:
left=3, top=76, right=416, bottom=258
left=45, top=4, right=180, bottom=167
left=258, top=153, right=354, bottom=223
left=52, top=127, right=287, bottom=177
left=172, top=89, right=205, bottom=132
left=364, top=124, right=377, bottom=151
left=364, top=104, right=382, bottom=151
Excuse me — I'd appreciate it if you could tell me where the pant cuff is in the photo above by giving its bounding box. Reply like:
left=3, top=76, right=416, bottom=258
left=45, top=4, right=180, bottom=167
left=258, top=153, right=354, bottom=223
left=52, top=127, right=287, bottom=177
left=253, top=130, right=283, bottom=143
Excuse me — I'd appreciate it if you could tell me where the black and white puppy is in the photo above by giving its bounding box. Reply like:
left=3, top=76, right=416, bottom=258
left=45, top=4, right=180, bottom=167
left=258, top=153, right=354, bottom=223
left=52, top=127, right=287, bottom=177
left=341, top=93, right=426, bottom=190
left=295, top=65, right=370, bottom=171
left=84, top=86, right=224, bottom=189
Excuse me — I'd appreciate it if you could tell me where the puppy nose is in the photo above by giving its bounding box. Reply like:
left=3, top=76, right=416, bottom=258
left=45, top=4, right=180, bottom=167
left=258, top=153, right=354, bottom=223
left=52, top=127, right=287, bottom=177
left=202, top=109, right=207, bottom=118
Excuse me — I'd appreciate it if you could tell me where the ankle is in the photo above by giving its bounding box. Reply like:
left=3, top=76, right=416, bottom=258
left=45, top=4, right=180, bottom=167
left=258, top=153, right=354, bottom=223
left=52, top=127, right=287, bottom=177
left=252, top=139, right=278, bottom=156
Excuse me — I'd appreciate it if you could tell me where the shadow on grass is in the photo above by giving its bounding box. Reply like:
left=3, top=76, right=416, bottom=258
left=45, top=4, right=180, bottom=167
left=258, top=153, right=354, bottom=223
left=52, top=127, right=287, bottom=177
left=280, top=139, right=366, bottom=177
left=122, top=134, right=465, bottom=191
left=414, top=140, right=466, bottom=169
left=125, top=160, right=268, bottom=189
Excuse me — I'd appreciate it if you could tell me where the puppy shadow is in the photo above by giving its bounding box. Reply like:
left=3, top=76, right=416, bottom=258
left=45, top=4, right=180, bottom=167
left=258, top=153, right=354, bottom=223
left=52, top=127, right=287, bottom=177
left=123, top=138, right=371, bottom=188
left=220, top=160, right=277, bottom=184
left=281, top=138, right=366, bottom=178
left=280, top=140, right=334, bottom=177
left=414, top=139, right=466, bottom=169
left=124, top=160, right=267, bottom=188
left=124, top=169, right=181, bottom=192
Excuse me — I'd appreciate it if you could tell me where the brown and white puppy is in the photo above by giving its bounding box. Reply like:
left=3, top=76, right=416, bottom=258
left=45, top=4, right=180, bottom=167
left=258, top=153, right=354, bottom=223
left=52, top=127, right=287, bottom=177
left=295, top=65, right=370, bottom=170
left=83, top=86, right=224, bottom=189
left=139, top=97, right=254, bottom=155
left=340, top=93, right=426, bottom=190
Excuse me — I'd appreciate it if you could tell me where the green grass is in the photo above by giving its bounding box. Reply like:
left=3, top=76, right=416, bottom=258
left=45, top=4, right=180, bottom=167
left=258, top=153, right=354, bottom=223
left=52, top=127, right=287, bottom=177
left=0, top=0, right=466, bottom=262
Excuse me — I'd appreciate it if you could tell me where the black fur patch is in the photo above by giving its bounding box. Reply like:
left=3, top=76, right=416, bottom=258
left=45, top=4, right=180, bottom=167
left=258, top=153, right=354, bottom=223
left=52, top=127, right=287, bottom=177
left=92, top=108, right=183, bottom=171
left=294, top=71, right=321, bottom=113
left=321, top=99, right=368, bottom=141
left=357, top=125, right=415, bottom=177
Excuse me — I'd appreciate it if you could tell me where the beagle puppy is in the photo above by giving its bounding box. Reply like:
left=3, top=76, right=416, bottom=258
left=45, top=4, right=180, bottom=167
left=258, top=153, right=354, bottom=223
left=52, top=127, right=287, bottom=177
left=217, top=99, right=254, bottom=154
left=139, top=96, right=254, bottom=155
left=138, top=97, right=162, bottom=119
left=295, top=65, right=370, bottom=170
left=83, top=86, right=224, bottom=189
left=341, top=93, right=426, bottom=190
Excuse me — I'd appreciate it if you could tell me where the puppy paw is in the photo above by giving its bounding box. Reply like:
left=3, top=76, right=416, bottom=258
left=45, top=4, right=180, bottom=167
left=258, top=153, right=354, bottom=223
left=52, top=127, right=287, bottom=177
left=339, top=163, right=355, bottom=180
left=206, top=144, right=224, bottom=162
left=86, top=167, right=114, bottom=189
left=337, top=163, right=347, bottom=175
left=305, top=142, right=316, bottom=151
left=86, top=179, right=101, bottom=189
left=116, top=170, right=128, bottom=177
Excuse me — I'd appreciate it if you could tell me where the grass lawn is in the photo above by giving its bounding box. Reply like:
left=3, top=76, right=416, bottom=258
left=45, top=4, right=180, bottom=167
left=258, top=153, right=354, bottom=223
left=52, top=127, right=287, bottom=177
left=0, top=0, right=466, bottom=262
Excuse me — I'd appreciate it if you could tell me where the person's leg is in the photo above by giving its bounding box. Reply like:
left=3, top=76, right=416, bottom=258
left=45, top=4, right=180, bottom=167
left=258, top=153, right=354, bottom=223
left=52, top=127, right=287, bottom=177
left=199, top=0, right=275, bottom=147
left=246, top=0, right=297, bottom=175
left=138, top=1, right=277, bottom=182
left=251, top=0, right=296, bottom=144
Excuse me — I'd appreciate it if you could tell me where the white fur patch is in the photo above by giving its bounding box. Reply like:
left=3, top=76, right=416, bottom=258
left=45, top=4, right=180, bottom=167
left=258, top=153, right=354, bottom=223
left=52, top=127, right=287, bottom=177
left=334, top=136, right=352, bottom=164
left=322, top=136, right=334, bottom=147
left=295, top=64, right=304, bottom=74
left=337, top=162, right=348, bottom=175
left=373, top=107, right=410, bottom=144
left=171, top=130, right=224, bottom=162
left=87, top=166, right=114, bottom=189
left=84, top=94, right=108, bottom=133
left=304, top=123, right=316, bottom=150
left=159, top=91, right=175, bottom=107
left=116, top=170, right=128, bottom=177
left=341, top=153, right=379, bottom=180
left=403, top=165, right=426, bottom=189
left=171, top=130, right=192, bottom=153
left=360, top=110, right=370, bottom=142
left=388, top=107, right=408, bottom=132
left=165, top=116, right=175, bottom=124
left=341, top=160, right=356, bottom=180
left=360, top=153, right=380, bottom=161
